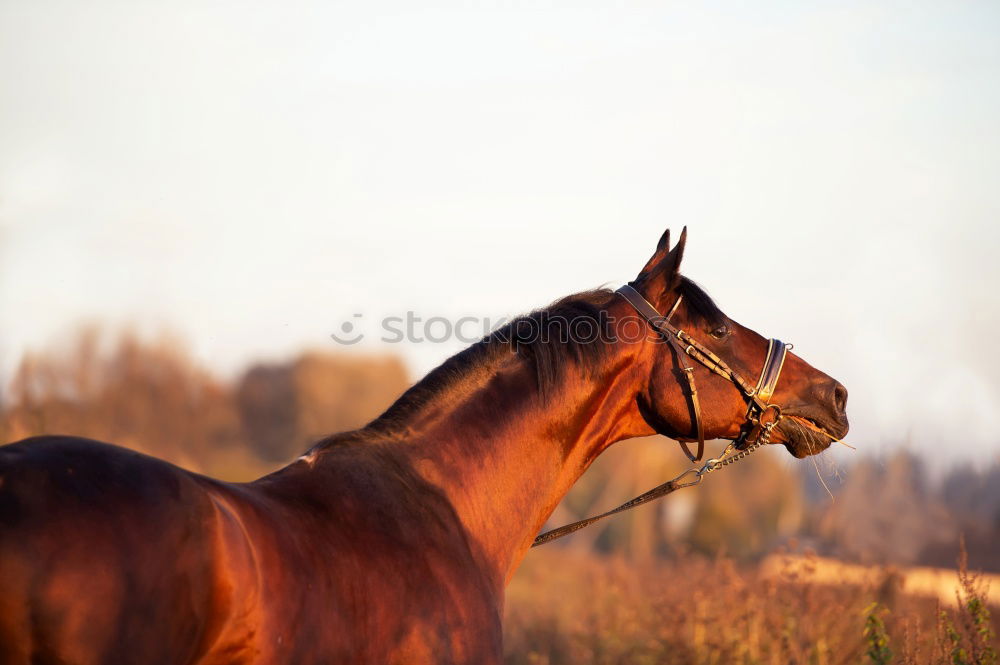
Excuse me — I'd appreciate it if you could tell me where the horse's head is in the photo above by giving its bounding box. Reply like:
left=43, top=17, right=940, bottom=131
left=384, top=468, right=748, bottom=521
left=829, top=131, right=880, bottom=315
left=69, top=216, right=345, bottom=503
left=627, top=228, right=849, bottom=459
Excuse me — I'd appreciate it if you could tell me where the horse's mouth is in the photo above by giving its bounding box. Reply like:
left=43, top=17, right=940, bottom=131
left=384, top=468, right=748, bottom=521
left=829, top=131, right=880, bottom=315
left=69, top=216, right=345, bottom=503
left=775, top=415, right=841, bottom=459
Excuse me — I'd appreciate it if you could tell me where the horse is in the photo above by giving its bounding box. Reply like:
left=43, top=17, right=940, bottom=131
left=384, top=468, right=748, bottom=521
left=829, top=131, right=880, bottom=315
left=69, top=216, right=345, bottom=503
left=0, top=228, right=849, bottom=664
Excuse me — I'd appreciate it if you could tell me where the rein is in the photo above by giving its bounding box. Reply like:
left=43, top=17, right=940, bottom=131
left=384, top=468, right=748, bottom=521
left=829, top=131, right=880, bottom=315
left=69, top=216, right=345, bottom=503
left=532, top=284, right=791, bottom=548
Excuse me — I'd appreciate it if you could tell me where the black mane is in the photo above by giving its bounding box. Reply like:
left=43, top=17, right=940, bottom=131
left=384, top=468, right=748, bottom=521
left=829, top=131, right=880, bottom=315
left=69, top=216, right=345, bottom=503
left=356, top=276, right=725, bottom=440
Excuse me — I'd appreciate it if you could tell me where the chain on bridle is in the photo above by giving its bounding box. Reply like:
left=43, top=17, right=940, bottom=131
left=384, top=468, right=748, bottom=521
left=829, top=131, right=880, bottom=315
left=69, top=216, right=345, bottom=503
left=531, top=284, right=792, bottom=547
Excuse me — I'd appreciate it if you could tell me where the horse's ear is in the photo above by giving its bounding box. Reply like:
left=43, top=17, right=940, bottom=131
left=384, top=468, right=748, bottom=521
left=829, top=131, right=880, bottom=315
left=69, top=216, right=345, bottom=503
left=637, top=228, right=671, bottom=278
left=635, top=227, right=687, bottom=295
left=668, top=226, right=688, bottom=277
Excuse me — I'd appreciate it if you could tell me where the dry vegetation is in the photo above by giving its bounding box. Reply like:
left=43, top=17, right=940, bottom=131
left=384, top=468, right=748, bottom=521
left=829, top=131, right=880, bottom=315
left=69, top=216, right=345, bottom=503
left=2, top=329, right=998, bottom=663
left=505, top=546, right=998, bottom=665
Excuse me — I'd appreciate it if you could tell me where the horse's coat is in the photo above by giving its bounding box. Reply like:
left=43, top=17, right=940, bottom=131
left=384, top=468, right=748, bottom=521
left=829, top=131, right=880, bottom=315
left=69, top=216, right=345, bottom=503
left=0, top=229, right=848, bottom=664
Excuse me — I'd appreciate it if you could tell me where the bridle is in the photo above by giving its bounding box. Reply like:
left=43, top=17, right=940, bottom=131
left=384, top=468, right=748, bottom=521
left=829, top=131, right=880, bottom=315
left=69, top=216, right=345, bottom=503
left=531, top=283, right=792, bottom=547
left=615, top=283, right=791, bottom=462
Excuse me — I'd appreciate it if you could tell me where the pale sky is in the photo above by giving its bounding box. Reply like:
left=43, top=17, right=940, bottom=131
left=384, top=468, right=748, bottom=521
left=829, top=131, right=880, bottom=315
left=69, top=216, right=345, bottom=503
left=2, top=0, right=999, bottom=462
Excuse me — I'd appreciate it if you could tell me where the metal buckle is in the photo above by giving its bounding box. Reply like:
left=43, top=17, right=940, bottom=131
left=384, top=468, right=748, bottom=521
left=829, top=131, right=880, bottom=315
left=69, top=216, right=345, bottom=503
left=759, top=403, right=782, bottom=427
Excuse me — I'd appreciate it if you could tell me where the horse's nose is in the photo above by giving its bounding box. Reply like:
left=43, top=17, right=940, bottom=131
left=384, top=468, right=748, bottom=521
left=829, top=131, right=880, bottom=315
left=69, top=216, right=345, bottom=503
left=831, top=381, right=848, bottom=417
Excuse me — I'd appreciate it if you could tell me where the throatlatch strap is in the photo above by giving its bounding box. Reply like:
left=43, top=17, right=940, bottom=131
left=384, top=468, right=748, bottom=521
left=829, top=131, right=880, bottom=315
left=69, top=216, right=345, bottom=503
left=676, top=365, right=704, bottom=462
left=617, top=285, right=705, bottom=461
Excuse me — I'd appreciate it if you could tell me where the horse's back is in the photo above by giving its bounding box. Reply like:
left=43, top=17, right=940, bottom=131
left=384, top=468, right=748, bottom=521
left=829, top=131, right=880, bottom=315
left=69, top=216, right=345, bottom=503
left=0, top=436, right=232, bottom=665
left=0, top=436, right=505, bottom=664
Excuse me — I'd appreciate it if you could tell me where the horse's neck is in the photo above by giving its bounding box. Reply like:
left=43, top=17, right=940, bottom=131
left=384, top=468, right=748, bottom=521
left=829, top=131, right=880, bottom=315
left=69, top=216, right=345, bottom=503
left=383, top=343, right=648, bottom=586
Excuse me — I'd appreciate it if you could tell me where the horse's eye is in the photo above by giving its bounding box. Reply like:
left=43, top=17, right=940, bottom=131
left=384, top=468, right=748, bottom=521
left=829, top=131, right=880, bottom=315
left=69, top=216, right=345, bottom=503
left=710, top=325, right=729, bottom=339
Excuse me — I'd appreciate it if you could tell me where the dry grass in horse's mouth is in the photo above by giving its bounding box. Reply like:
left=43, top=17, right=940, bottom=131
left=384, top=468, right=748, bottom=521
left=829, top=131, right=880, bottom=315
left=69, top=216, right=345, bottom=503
left=788, top=415, right=848, bottom=445
left=789, top=416, right=856, bottom=450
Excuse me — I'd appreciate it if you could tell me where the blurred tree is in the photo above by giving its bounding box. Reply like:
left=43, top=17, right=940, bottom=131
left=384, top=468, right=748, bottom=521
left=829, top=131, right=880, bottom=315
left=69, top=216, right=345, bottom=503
left=923, top=462, right=1000, bottom=572
left=686, top=448, right=802, bottom=557
left=1, top=328, right=410, bottom=479
left=814, top=451, right=955, bottom=566
left=236, top=352, right=410, bottom=462
left=2, top=327, right=245, bottom=475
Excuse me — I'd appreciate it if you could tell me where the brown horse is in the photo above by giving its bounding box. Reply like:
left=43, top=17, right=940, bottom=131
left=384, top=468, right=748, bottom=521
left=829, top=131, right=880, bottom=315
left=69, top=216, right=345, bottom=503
left=0, top=229, right=848, bottom=665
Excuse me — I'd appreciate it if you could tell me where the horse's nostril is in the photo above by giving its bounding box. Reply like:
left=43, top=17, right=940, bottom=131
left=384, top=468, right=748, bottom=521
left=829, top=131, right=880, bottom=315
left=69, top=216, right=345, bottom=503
left=833, top=383, right=848, bottom=414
